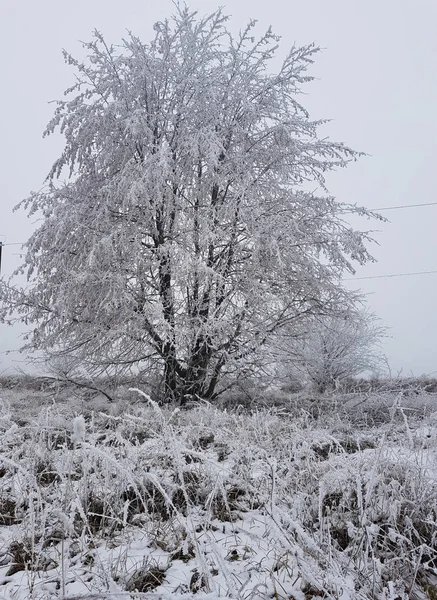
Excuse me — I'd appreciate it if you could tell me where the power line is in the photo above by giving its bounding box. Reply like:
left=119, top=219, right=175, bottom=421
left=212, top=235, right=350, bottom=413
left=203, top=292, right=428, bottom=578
left=369, top=201, right=437, bottom=212
left=0, top=196, right=436, bottom=269
left=344, top=201, right=437, bottom=214
left=345, top=269, right=437, bottom=281
left=1, top=200, right=436, bottom=246
left=1, top=240, right=436, bottom=283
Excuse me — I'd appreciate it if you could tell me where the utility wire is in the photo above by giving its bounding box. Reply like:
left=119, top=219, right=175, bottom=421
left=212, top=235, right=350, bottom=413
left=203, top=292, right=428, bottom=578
left=1, top=200, right=436, bottom=247
left=369, top=201, right=437, bottom=212
left=1, top=202, right=436, bottom=274
left=2, top=234, right=435, bottom=283
left=345, top=269, right=437, bottom=281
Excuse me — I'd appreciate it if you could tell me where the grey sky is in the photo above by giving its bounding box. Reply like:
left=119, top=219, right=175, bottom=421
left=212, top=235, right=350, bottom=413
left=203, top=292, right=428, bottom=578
left=1, top=0, right=436, bottom=376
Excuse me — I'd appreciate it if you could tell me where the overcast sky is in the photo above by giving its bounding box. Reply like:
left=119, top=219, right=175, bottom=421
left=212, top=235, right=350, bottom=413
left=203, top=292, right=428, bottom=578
left=1, top=0, right=436, bottom=377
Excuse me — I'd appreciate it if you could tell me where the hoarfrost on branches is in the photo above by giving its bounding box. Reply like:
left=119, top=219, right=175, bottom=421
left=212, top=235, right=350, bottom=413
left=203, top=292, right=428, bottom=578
left=0, top=6, right=382, bottom=400
left=277, top=309, right=387, bottom=392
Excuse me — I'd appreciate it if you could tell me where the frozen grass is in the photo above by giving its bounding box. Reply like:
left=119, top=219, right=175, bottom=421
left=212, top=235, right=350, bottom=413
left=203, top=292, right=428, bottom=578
left=0, top=386, right=436, bottom=599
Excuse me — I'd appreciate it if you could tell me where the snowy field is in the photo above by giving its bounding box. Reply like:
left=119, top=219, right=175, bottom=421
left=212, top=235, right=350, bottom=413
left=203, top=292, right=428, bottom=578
left=0, top=383, right=436, bottom=599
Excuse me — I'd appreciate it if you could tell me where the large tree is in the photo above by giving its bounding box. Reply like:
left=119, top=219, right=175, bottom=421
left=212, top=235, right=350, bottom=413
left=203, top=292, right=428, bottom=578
left=0, top=7, right=380, bottom=401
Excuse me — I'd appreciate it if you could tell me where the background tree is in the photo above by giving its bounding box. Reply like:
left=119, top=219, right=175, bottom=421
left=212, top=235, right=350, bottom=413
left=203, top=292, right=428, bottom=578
left=0, top=7, right=381, bottom=401
left=280, top=309, right=387, bottom=393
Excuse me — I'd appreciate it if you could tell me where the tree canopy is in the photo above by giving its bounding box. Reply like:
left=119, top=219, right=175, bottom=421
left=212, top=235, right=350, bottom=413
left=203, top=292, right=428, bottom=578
left=0, top=7, right=381, bottom=401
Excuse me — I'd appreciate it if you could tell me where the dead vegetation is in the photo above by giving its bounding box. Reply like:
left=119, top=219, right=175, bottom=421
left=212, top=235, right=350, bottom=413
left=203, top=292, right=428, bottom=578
left=0, top=383, right=436, bottom=598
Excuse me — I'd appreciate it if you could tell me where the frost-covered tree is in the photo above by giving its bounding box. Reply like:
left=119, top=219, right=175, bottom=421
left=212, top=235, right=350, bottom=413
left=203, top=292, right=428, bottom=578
left=281, top=309, right=387, bottom=392
left=0, top=7, right=381, bottom=401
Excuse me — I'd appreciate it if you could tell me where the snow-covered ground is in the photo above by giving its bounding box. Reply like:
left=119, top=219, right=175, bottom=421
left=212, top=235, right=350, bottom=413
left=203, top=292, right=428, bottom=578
left=0, top=385, right=436, bottom=599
